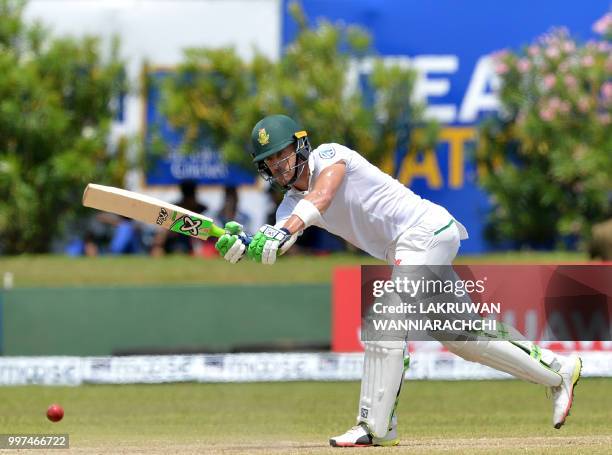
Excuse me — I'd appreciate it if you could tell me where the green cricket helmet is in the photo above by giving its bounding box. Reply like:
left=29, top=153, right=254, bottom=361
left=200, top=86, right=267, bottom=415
left=250, top=114, right=311, bottom=190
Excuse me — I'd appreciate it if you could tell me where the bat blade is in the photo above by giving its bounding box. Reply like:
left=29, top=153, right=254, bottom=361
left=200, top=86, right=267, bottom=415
left=82, top=183, right=225, bottom=240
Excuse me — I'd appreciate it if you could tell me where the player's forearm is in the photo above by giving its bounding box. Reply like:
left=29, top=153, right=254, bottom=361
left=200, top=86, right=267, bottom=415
left=306, top=188, right=335, bottom=212
left=282, top=192, right=330, bottom=234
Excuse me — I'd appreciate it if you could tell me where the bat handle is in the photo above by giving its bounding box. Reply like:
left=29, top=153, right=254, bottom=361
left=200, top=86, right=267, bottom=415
left=239, top=233, right=252, bottom=246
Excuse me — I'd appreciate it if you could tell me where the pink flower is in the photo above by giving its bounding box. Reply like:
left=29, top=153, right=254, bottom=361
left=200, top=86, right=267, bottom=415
left=539, top=107, right=555, bottom=121
left=601, top=82, right=612, bottom=100
left=528, top=45, right=540, bottom=57
left=494, top=62, right=509, bottom=74
left=517, top=58, right=531, bottom=73
left=549, top=97, right=562, bottom=109
left=581, top=54, right=595, bottom=67
left=597, top=41, right=611, bottom=52
left=543, top=74, right=556, bottom=89
left=564, top=75, right=577, bottom=90
left=562, top=41, right=576, bottom=53
left=593, top=12, right=612, bottom=35
left=598, top=112, right=611, bottom=124
left=546, top=46, right=560, bottom=59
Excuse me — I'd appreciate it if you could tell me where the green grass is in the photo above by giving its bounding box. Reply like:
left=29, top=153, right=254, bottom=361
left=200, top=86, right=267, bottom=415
left=0, top=379, right=610, bottom=453
left=0, top=251, right=590, bottom=287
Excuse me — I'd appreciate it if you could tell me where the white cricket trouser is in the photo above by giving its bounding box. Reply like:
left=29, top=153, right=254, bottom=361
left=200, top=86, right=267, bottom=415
left=385, top=203, right=465, bottom=266
left=358, top=204, right=563, bottom=437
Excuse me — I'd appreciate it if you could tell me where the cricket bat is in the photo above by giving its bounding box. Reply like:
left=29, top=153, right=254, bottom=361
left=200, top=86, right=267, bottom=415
left=82, top=183, right=228, bottom=241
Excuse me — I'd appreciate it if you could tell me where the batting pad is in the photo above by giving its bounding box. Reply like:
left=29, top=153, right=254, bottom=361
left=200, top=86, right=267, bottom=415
left=358, top=340, right=406, bottom=438
left=441, top=339, right=562, bottom=387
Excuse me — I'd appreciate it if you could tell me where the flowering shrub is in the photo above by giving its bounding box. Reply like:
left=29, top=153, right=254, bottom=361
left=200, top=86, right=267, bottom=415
left=477, top=14, right=612, bottom=248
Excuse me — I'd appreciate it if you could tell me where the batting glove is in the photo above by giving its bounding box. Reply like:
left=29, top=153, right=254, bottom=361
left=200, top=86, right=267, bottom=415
left=247, top=225, right=292, bottom=265
left=215, top=221, right=248, bottom=264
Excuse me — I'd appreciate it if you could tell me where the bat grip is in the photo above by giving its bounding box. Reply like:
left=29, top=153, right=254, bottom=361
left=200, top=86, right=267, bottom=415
left=239, top=233, right=252, bottom=246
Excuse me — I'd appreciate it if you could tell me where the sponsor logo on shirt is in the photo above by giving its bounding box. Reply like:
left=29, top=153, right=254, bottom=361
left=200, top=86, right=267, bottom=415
left=319, top=148, right=336, bottom=159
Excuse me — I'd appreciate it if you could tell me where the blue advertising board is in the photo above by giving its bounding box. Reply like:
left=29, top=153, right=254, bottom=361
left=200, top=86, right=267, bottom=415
left=144, top=70, right=255, bottom=187
left=282, top=0, right=608, bottom=252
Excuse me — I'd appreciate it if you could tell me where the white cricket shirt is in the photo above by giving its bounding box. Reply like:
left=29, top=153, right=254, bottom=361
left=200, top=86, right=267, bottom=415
left=275, top=143, right=440, bottom=260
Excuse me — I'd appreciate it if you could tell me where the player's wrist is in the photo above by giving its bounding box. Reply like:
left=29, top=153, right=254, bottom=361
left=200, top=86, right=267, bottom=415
left=291, top=199, right=322, bottom=228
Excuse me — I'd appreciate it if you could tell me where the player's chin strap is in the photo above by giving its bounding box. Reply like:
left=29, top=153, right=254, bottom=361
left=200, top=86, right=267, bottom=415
left=258, top=135, right=311, bottom=192
left=281, top=155, right=308, bottom=190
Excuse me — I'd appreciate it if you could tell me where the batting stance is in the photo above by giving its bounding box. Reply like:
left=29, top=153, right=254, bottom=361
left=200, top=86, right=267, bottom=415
left=215, top=114, right=582, bottom=447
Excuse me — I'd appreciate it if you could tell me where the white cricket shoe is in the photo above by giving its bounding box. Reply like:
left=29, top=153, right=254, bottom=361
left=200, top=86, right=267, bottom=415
left=551, top=355, right=582, bottom=429
left=329, top=418, right=399, bottom=447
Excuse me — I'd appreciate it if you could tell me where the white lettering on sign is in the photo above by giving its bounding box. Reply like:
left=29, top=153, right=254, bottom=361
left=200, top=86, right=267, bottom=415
left=347, top=54, right=502, bottom=125
left=459, top=56, right=501, bottom=123
left=412, top=55, right=458, bottom=123
left=169, top=149, right=228, bottom=179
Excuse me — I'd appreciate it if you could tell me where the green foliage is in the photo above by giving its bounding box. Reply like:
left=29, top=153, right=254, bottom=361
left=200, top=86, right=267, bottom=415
left=158, top=2, right=437, bottom=172
left=0, top=0, right=126, bottom=253
left=477, top=23, right=612, bottom=248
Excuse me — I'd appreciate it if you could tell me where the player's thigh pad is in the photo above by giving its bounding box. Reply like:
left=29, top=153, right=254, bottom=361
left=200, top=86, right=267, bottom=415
left=441, top=339, right=562, bottom=387
left=359, top=340, right=406, bottom=438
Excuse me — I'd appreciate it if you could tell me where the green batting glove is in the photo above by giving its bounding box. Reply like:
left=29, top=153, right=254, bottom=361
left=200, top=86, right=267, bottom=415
left=215, top=234, right=235, bottom=256
left=215, top=233, right=246, bottom=264
left=246, top=232, right=265, bottom=262
left=247, top=225, right=291, bottom=265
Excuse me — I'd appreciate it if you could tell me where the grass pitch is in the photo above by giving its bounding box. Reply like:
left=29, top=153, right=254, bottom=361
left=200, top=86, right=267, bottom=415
left=1, top=379, right=610, bottom=454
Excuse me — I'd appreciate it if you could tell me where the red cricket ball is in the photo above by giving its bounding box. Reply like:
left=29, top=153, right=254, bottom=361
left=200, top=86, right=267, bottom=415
left=46, top=404, right=64, bottom=422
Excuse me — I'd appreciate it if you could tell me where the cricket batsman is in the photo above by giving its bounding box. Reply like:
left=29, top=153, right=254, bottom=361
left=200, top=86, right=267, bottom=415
left=214, top=114, right=583, bottom=447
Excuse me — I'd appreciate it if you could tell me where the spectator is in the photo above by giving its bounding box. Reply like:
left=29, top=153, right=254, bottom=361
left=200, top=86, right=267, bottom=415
left=65, top=212, right=142, bottom=256
left=108, top=216, right=142, bottom=254
left=216, top=185, right=250, bottom=228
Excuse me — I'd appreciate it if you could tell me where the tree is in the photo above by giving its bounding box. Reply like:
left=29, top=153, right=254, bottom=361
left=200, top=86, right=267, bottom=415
left=0, top=0, right=126, bottom=253
left=158, top=1, right=438, bottom=172
left=477, top=20, right=612, bottom=248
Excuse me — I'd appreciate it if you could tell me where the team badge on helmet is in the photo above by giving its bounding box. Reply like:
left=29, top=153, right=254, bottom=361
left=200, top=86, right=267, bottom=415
left=258, top=128, right=270, bottom=146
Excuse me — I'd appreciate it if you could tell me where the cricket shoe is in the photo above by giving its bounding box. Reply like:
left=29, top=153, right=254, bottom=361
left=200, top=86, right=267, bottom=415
left=329, top=418, right=399, bottom=447
left=551, top=355, right=582, bottom=429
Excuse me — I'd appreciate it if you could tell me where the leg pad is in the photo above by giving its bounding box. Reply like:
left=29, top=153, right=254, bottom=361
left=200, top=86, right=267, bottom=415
left=358, top=340, right=406, bottom=437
